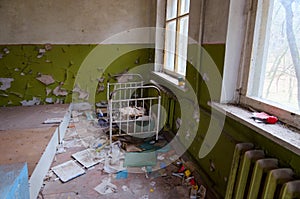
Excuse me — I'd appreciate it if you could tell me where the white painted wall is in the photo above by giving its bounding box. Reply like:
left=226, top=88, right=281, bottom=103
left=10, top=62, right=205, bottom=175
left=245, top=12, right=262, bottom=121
left=221, top=0, right=248, bottom=103
left=0, top=0, right=156, bottom=44
left=202, top=0, right=230, bottom=44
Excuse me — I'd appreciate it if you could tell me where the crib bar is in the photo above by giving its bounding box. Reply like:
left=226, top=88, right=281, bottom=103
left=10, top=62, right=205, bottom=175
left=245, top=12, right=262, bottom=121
left=149, top=100, right=152, bottom=133
left=109, top=99, right=113, bottom=144
left=156, top=96, right=161, bottom=140
left=108, top=84, right=161, bottom=143
left=126, top=99, right=129, bottom=135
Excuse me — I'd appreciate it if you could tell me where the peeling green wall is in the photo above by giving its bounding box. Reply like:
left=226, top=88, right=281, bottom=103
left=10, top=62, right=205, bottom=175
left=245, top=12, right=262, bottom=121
left=164, top=44, right=300, bottom=198
left=0, top=45, right=154, bottom=106
left=1, top=43, right=300, bottom=198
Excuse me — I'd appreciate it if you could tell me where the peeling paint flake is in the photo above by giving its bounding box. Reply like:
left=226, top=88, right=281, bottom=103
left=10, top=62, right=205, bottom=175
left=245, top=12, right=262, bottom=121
left=46, top=88, right=52, bottom=96
left=0, top=78, right=14, bottom=90
left=20, top=97, right=40, bottom=106
left=45, top=43, right=52, bottom=51
left=73, top=84, right=89, bottom=100
left=37, top=48, right=46, bottom=58
left=45, top=97, right=53, bottom=103
left=53, top=85, right=68, bottom=96
left=36, top=74, right=55, bottom=85
left=3, top=47, right=10, bottom=54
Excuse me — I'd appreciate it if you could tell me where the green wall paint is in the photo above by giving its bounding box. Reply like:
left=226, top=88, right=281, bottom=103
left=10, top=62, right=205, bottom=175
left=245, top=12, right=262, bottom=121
left=0, top=44, right=153, bottom=106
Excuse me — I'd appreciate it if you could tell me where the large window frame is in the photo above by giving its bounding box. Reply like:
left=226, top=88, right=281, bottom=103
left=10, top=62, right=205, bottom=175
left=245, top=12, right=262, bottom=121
left=238, top=0, right=300, bottom=130
left=163, top=0, right=190, bottom=78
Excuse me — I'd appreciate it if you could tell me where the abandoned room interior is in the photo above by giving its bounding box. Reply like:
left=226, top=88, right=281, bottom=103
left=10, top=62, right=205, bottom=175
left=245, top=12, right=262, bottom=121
left=1, top=0, right=300, bottom=198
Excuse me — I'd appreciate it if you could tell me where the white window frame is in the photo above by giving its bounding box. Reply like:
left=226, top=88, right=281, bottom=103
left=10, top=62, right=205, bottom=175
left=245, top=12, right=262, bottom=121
left=163, top=0, right=190, bottom=78
left=223, top=0, right=300, bottom=130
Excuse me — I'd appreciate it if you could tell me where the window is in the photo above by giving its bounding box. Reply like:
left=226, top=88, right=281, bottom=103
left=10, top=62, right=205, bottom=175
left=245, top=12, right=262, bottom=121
left=239, top=0, right=300, bottom=128
left=163, top=0, right=190, bottom=77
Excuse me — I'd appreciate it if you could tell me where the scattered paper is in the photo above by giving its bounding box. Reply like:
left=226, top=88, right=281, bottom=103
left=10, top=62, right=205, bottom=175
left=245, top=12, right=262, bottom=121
left=52, top=160, right=85, bottom=182
left=43, top=118, right=63, bottom=124
left=94, top=178, right=117, bottom=195
left=72, top=148, right=104, bottom=168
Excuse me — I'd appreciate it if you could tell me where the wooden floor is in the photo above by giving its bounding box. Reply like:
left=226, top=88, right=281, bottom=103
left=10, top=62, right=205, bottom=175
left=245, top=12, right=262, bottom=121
left=0, top=104, right=70, bottom=130
left=0, top=127, right=56, bottom=177
left=0, top=104, right=71, bottom=199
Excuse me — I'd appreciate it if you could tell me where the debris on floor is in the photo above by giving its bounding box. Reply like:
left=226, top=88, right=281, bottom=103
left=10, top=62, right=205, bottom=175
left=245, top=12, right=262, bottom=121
left=51, top=160, right=85, bottom=183
left=94, top=178, right=117, bottom=195
left=72, top=148, right=105, bottom=168
left=39, top=105, right=208, bottom=199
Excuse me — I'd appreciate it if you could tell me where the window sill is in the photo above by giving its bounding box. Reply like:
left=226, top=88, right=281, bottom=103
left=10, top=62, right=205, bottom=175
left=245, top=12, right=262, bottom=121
left=151, top=71, right=188, bottom=92
left=210, top=102, right=300, bottom=156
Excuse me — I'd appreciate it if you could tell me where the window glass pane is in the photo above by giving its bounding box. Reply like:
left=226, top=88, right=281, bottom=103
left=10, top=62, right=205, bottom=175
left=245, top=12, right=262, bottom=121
left=248, top=0, right=300, bottom=112
left=179, top=0, right=190, bottom=15
left=164, top=21, right=177, bottom=71
left=176, top=16, right=189, bottom=75
left=166, top=0, right=178, bottom=20
left=165, top=51, right=175, bottom=71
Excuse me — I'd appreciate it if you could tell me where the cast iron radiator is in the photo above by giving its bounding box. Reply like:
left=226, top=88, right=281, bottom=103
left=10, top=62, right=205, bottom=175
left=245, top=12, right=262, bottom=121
left=225, top=143, right=300, bottom=199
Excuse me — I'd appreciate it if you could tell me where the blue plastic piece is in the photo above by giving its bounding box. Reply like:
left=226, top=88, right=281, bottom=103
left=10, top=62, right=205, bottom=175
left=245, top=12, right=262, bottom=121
left=0, top=162, right=30, bottom=199
left=116, top=170, right=128, bottom=179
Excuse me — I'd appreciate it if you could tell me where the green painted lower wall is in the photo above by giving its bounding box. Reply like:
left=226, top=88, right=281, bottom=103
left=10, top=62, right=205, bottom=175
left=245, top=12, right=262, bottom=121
left=0, top=44, right=154, bottom=106
left=164, top=44, right=300, bottom=197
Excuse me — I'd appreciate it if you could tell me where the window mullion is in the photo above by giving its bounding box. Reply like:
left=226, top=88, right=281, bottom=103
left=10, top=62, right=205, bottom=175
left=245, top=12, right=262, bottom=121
left=174, top=0, right=181, bottom=74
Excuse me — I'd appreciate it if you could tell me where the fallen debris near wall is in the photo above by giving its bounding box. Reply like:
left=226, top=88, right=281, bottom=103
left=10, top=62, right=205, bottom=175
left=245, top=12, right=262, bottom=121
left=39, top=107, right=206, bottom=199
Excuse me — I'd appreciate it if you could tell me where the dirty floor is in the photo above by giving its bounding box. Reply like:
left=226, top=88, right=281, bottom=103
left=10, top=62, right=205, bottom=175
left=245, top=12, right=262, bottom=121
left=38, top=109, right=206, bottom=199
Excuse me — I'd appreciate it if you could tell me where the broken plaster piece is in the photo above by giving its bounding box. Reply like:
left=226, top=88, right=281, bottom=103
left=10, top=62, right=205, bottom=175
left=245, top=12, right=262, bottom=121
left=36, top=74, right=55, bottom=85
left=20, top=97, right=40, bottom=106
left=0, top=78, right=14, bottom=90
left=73, top=84, right=89, bottom=100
